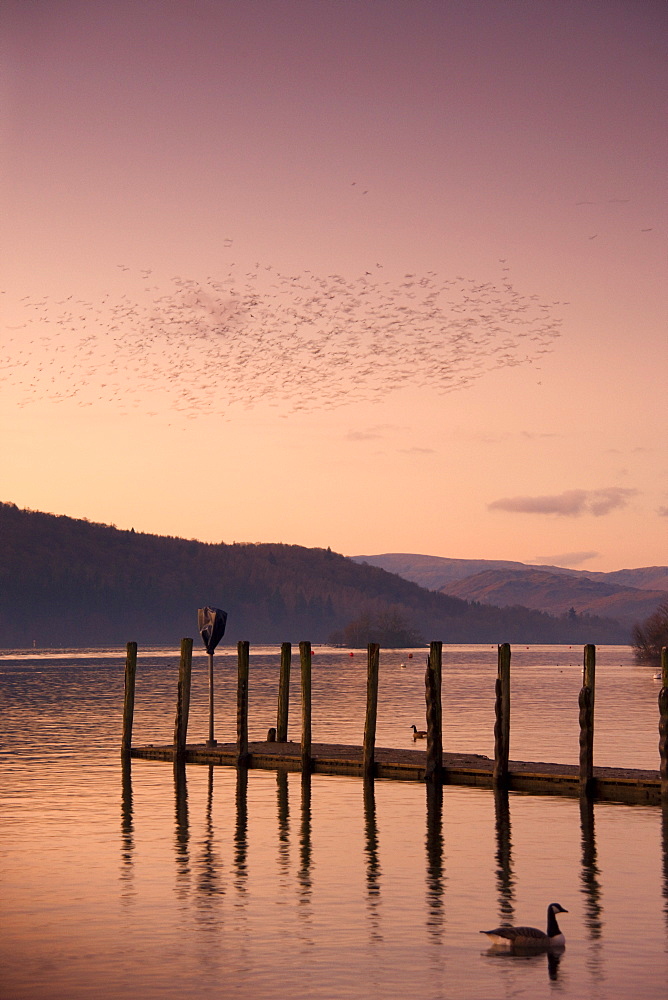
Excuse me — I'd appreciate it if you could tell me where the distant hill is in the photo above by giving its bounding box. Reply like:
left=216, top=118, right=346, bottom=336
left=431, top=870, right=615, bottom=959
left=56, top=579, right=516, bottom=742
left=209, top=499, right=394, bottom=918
left=352, top=553, right=668, bottom=628
left=0, top=503, right=630, bottom=647
left=442, top=569, right=667, bottom=627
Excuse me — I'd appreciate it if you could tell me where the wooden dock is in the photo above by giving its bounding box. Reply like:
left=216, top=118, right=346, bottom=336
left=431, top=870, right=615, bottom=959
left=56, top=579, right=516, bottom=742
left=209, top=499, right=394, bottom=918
left=130, top=740, right=662, bottom=806
left=124, top=639, right=668, bottom=808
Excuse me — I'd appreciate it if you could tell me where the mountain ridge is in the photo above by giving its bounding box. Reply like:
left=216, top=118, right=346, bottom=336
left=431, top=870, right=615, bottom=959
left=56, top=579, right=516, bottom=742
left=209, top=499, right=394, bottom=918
left=352, top=553, right=668, bottom=627
left=0, top=503, right=631, bottom=646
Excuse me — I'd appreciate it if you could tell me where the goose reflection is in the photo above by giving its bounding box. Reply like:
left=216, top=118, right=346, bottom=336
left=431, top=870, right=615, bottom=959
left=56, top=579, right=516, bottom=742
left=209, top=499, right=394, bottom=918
left=485, top=944, right=564, bottom=982
left=363, top=777, right=382, bottom=941
left=173, top=758, right=190, bottom=896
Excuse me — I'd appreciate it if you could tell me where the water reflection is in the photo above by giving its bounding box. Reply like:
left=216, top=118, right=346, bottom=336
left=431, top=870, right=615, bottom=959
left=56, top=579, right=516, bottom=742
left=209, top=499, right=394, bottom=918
left=579, top=798, right=603, bottom=939
left=234, top=765, right=249, bottom=895
left=486, top=947, right=564, bottom=983
left=120, top=755, right=134, bottom=898
left=493, top=788, right=515, bottom=922
left=363, top=778, right=382, bottom=942
left=173, top=759, right=190, bottom=897
left=276, top=768, right=290, bottom=879
left=298, top=771, right=314, bottom=946
left=663, top=808, right=668, bottom=934
left=425, top=781, right=445, bottom=943
left=485, top=793, right=564, bottom=984
left=114, top=753, right=662, bottom=996
left=195, top=767, right=224, bottom=904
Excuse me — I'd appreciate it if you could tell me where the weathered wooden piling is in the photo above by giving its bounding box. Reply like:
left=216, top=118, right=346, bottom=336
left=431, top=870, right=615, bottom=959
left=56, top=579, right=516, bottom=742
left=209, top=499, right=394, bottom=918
left=362, top=643, right=380, bottom=780
left=173, top=638, right=193, bottom=757
left=133, top=640, right=665, bottom=807
left=121, top=641, right=137, bottom=754
left=277, top=642, right=291, bottom=742
left=579, top=643, right=596, bottom=797
left=237, top=641, right=250, bottom=766
left=300, top=641, right=312, bottom=775
left=424, top=641, right=443, bottom=783
left=659, top=646, right=668, bottom=805
left=494, top=643, right=511, bottom=788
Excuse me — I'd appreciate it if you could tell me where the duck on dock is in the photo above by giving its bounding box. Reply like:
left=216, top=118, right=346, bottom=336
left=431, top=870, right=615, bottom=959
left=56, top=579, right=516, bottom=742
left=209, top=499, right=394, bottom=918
left=411, top=724, right=427, bottom=740
left=480, top=903, right=568, bottom=950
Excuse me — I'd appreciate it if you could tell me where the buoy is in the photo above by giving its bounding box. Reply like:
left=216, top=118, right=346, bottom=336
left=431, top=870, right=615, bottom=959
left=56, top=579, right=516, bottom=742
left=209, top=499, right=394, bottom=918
left=349, top=651, right=354, bottom=656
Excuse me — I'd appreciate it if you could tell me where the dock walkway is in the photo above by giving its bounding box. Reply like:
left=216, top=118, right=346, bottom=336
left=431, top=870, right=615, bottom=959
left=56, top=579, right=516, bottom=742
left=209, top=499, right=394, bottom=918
left=130, top=741, right=662, bottom=806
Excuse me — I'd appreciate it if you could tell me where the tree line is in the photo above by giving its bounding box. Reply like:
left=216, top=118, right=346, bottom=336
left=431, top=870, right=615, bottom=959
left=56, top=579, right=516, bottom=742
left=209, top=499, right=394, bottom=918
left=0, top=502, right=631, bottom=648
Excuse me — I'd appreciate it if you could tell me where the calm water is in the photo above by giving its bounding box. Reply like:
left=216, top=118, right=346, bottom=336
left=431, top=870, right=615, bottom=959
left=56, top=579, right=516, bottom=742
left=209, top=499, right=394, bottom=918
left=1, top=644, right=666, bottom=999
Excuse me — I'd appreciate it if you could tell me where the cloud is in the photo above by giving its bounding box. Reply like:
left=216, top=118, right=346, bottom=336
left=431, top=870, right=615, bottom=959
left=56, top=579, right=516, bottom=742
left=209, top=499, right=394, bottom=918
left=345, top=430, right=383, bottom=441
left=533, top=550, right=599, bottom=567
left=399, top=446, right=435, bottom=455
left=345, top=423, right=405, bottom=442
left=488, top=487, right=638, bottom=517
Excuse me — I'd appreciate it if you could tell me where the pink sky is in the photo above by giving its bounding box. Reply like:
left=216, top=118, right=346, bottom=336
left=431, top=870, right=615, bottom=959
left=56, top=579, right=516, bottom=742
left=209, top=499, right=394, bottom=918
left=1, top=0, right=666, bottom=571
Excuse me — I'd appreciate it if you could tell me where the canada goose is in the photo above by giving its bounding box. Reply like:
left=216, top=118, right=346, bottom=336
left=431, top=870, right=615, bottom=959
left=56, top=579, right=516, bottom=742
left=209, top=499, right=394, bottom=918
left=481, top=903, right=568, bottom=950
left=411, top=724, right=427, bottom=740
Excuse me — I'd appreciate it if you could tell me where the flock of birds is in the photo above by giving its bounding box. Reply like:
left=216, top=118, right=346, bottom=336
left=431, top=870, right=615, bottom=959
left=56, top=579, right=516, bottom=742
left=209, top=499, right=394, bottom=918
left=2, top=259, right=565, bottom=419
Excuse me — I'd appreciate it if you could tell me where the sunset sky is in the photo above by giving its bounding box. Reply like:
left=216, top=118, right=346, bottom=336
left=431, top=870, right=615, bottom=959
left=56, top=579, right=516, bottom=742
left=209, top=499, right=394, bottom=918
left=1, top=0, right=666, bottom=572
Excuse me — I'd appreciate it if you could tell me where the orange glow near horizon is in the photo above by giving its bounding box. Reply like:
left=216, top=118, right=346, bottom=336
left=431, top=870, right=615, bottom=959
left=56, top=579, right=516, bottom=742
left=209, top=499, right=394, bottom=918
left=1, top=1, right=666, bottom=571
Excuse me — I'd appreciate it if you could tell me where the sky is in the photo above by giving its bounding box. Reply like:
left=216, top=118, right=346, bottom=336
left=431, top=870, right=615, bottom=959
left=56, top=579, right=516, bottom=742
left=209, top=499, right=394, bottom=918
left=1, top=0, right=666, bottom=572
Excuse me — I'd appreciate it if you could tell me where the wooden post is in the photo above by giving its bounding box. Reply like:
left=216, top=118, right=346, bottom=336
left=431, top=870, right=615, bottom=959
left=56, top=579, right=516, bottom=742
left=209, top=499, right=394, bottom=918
left=300, top=641, right=312, bottom=775
left=276, top=642, right=291, bottom=742
left=579, top=643, right=596, bottom=797
left=121, top=641, right=137, bottom=754
left=659, top=646, right=668, bottom=805
left=363, top=643, right=380, bottom=780
left=206, top=651, right=216, bottom=747
left=494, top=643, right=511, bottom=788
left=173, top=638, right=193, bottom=756
left=424, top=641, right=443, bottom=783
left=236, top=641, right=249, bottom=765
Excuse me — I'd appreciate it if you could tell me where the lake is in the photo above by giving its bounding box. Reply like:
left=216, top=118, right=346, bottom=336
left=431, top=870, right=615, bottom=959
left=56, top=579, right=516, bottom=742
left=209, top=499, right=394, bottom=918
left=1, top=644, right=666, bottom=999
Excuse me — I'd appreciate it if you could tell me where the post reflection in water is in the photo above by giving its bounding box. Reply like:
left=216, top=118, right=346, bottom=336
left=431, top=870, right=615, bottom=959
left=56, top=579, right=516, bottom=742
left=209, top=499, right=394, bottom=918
left=173, top=759, right=190, bottom=898
left=579, top=796, right=604, bottom=986
left=276, top=768, right=290, bottom=880
left=493, top=788, right=515, bottom=923
left=425, top=781, right=445, bottom=944
left=120, top=755, right=134, bottom=899
left=579, top=798, right=603, bottom=939
left=196, top=766, right=224, bottom=907
left=363, top=778, right=382, bottom=942
left=486, top=792, right=564, bottom=984
left=662, top=808, right=668, bottom=935
left=298, top=770, right=314, bottom=946
left=234, top=765, right=249, bottom=896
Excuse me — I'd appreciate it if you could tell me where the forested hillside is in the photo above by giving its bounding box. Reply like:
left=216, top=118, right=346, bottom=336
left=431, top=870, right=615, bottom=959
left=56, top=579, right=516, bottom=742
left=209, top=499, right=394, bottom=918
left=0, top=503, right=629, bottom=647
